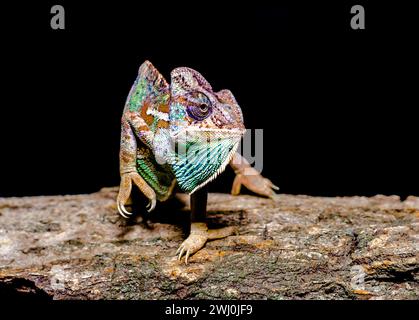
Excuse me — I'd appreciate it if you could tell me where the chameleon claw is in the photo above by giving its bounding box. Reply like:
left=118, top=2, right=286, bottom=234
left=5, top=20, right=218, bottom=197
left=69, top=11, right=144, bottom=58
left=178, top=247, right=185, bottom=261
left=185, top=249, right=190, bottom=264
left=122, top=205, right=133, bottom=217
left=271, top=183, right=280, bottom=190
left=146, top=198, right=156, bottom=212
left=117, top=202, right=132, bottom=219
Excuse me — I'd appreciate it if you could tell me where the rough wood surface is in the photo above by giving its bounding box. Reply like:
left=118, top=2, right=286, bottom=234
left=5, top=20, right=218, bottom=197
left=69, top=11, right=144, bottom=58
left=0, top=187, right=418, bottom=300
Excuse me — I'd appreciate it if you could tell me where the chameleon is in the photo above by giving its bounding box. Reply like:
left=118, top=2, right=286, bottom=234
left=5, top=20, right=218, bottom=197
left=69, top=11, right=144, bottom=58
left=117, top=61, right=278, bottom=263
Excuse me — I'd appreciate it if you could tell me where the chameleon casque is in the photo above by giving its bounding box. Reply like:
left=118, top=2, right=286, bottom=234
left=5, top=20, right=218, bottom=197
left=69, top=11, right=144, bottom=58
left=117, top=61, right=278, bottom=263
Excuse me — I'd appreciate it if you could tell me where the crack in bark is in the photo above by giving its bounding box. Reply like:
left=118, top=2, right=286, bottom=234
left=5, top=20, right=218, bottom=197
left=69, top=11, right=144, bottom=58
left=0, top=278, right=51, bottom=300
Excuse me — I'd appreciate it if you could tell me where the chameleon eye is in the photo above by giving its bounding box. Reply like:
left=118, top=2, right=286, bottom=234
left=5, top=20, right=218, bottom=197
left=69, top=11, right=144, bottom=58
left=186, top=103, right=212, bottom=121
left=199, top=104, right=209, bottom=112
left=185, top=92, right=213, bottom=121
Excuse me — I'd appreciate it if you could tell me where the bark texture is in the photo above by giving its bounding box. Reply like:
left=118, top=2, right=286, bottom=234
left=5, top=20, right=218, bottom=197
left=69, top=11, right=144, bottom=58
left=0, top=187, right=418, bottom=300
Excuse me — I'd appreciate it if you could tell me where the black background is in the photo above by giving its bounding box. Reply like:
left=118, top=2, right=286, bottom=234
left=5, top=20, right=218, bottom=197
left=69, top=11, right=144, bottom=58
left=0, top=1, right=418, bottom=198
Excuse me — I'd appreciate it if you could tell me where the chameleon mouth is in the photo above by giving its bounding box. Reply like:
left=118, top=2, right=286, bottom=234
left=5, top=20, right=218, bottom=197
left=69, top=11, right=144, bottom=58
left=172, top=127, right=245, bottom=138
left=168, top=128, right=245, bottom=194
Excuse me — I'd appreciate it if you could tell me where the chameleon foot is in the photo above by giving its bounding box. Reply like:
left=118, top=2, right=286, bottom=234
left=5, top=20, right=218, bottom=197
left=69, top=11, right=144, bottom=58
left=117, top=172, right=156, bottom=218
left=176, top=223, right=236, bottom=264
left=231, top=167, right=279, bottom=199
left=208, top=226, right=236, bottom=240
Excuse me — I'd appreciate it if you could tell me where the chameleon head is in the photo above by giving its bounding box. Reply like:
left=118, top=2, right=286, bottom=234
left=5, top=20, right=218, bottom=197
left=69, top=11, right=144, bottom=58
left=167, top=67, right=246, bottom=193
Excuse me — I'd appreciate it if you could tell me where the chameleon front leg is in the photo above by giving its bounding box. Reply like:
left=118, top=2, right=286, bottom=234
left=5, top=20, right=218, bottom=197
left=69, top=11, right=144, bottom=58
left=230, top=153, right=279, bottom=199
left=176, top=185, right=235, bottom=264
left=117, top=118, right=156, bottom=218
